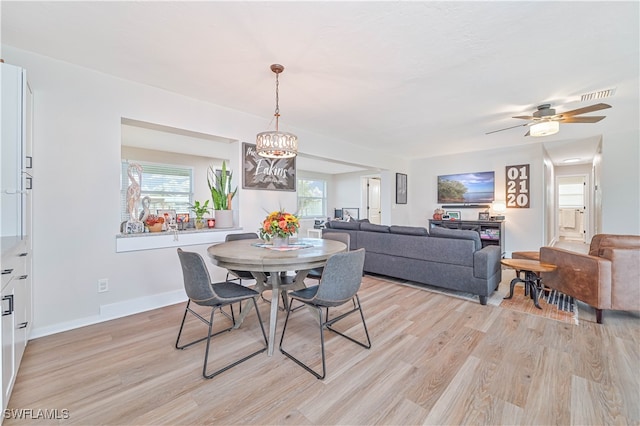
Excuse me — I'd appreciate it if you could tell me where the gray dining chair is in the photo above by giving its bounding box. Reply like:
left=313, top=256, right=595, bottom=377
left=279, top=248, right=371, bottom=379
left=224, top=232, right=291, bottom=308
left=306, top=232, right=351, bottom=282
left=225, top=232, right=260, bottom=286
left=175, top=248, right=268, bottom=379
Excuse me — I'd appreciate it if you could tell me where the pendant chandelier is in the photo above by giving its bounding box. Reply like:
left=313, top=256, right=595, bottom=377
left=256, top=64, right=298, bottom=158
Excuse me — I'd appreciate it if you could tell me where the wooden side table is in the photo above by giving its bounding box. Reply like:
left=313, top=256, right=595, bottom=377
left=501, top=258, right=557, bottom=309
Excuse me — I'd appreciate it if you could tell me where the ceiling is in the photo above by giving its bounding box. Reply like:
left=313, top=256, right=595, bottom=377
left=2, top=1, right=638, bottom=172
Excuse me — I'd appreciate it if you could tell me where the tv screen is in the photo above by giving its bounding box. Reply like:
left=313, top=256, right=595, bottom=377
left=437, top=171, right=495, bottom=204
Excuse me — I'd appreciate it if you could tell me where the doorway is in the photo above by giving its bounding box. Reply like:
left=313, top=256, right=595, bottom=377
left=367, top=178, right=381, bottom=224
left=556, top=175, right=588, bottom=243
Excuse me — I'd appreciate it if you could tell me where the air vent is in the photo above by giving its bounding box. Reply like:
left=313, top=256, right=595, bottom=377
left=580, top=88, right=616, bottom=101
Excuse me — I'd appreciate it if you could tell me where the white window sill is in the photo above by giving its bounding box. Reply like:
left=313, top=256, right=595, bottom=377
left=115, top=227, right=244, bottom=252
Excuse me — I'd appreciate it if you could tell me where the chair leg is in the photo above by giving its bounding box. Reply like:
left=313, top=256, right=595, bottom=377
left=596, top=308, right=603, bottom=324
left=326, top=295, right=372, bottom=350
left=280, top=303, right=327, bottom=379
left=176, top=298, right=268, bottom=379
left=279, top=294, right=371, bottom=380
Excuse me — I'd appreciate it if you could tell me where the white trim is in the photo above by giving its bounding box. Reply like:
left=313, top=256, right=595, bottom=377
left=115, top=227, right=243, bottom=252
left=30, top=289, right=186, bottom=339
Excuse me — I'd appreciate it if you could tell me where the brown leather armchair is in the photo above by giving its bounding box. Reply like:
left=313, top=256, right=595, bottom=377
left=540, top=234, right=640, bottom=324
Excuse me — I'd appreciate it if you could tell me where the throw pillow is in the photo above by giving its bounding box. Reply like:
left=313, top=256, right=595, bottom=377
left=389, top=225, right=429, bottom=236
left=429, top=226, right=481, bottom=250
left=360, top=223, right=390, bottom=233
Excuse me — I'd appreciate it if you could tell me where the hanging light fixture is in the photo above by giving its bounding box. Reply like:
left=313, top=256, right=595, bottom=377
left=530, top=120, right=559, bottom=137
left=256, top=64, right=298, bottom=158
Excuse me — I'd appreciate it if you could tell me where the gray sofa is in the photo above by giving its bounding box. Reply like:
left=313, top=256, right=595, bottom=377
left=323, top=221, right=502, bottom=305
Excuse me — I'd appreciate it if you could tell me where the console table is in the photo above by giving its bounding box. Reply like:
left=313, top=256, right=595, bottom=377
left=429, top=219, right=505, bottom=254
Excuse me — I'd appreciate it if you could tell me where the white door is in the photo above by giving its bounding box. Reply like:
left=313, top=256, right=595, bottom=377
left=557, top=175, right=587, bottom=242
left=367, top=178, right=381, bottom=224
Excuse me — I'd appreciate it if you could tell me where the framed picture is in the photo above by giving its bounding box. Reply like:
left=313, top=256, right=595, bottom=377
left=334, top=208, right=343, bottom=220
left=242, top=142, right=296, bottom=191
left=396, top=173, right=407, bottom=204
left=157, top=209, right=176, bottom=223
left=342, top=208, right=360, bottom=220
left=446, top=210, right=461, bottom=220
left=176, top=213, right=190, bottom=223
left=478, top=211, right=490, bottom=221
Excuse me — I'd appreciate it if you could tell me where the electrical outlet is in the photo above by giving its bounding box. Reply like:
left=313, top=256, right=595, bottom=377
left=97, top=278, right=109, bottom=293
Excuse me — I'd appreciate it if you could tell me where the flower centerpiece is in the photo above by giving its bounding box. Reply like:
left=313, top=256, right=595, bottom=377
left=259, top=210, right=300, bottom=247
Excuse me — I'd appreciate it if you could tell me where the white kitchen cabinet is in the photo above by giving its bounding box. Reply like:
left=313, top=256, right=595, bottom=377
left=1, top=61, right=33, bottom=415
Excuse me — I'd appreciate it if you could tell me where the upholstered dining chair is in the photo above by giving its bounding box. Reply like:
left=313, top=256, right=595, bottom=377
left=225, top=232, right=292, bottom=309
left=175, top=248, right=268, bottom=379
left=225, top=232, right=260, bottom=285
left=306, top=232, right=351, bottom=282
left=279, top=248, right=371, bottom=379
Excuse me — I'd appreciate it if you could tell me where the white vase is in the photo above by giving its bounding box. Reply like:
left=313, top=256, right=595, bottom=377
left=214, top=209, right=234, bottom=228
left=272, top=236, right=290, bottom=247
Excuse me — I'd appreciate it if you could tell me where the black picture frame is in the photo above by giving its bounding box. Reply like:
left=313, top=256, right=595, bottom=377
left=478, top=212, right=490, bottom=221
left=396, top=173, right=407, bottom=204
left=242, top=142, right=296, bottom=191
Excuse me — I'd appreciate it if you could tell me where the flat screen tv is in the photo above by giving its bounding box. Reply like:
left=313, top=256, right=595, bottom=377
left=437, top=171, right=495, bottom=204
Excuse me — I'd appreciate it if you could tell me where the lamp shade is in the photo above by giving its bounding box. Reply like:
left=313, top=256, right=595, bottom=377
left=530, top=121, right=559, bottom=137
left=492, top=201, right=507, bottom=214
left=256, top=131, right=298, bottom=159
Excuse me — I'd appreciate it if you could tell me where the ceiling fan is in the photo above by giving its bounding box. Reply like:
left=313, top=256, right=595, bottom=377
left=486, top=102, right=612, bottom=137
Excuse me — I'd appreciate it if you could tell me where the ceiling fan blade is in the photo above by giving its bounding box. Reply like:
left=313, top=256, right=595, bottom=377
left=560, top=103, right=611, bottom=117
left=486, top=123, right=530, bottom=135
left=560, top=116, right=606, bottom=123
left=512, top=115, right=535, bottom=120
left=524, top=130, right=530, bottom=137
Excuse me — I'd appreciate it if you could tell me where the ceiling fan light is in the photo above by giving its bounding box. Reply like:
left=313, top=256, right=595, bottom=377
left=530, top=121, right=559, bottom=137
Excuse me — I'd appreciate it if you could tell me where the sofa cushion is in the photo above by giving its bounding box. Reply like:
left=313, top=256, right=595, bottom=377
left=429, top=226, right=482, bottom=250
left=389, top=225, right=429, bottom=236
left=326, top=221, right=360, bottom=230
left=360, top=223, right=390, bottom=233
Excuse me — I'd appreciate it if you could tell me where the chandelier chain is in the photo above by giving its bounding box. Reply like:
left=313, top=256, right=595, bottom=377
left=274, top=72, right=280, bottom=130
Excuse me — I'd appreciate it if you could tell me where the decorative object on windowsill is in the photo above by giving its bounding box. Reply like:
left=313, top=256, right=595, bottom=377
left=145, top=215, right=164, bottom=232
left=208, top=161, right=237, bottom=228
left=125, top=163, right=145, bottom=233
left=189, top=200, right=211, bottom=230
left=259, top=210, right=300, bottom=247
left=433, top=208, right=445, bottom=220
left=256, top=64, right=298, bottom=159
left=207, top=219, right=216, bottom=229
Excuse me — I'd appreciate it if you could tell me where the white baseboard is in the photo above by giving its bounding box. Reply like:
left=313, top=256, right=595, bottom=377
left=30, top=289, right=186, bottom=339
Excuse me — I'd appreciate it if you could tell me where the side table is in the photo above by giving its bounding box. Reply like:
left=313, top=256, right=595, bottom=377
left=501, top=258, right=557, bottom=309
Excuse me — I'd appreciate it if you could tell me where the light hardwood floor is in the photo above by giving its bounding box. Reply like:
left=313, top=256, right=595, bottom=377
left=5, top=274, right=639, bottom=425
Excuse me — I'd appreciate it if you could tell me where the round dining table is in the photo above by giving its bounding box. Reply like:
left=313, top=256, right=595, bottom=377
left=208, top=237, right=347, bottom=355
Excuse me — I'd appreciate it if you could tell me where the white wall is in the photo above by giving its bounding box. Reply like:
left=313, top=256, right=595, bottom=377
left=410, top=144, right=547, bottom=256
left=3, top=46, right=401, bottom=337
left=4, top=45, right=639, bottom=337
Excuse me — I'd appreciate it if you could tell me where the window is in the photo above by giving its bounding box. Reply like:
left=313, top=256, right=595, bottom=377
left=297, top=178, right=327, bottom=218
left=121, top=161, right=193, bottom=221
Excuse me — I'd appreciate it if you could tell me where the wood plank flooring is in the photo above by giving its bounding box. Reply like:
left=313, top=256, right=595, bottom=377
left=5, top=274, right=639, bottom=425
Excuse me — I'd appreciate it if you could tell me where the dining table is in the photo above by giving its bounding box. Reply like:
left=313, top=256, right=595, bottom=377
left=207, top=237, right=347, bottom=355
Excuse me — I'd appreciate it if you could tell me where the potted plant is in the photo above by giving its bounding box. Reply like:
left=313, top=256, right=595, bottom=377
left=190, top=200, right=211, bottom=229
left=207, top=161, right=238, bottom=228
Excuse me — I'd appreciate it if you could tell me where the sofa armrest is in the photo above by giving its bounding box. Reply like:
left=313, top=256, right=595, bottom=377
left=601, top=247, right=640, bottom=310
left=473, top=245, right=501, bottom=279
left=540, top=246, right=612, bottom=309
